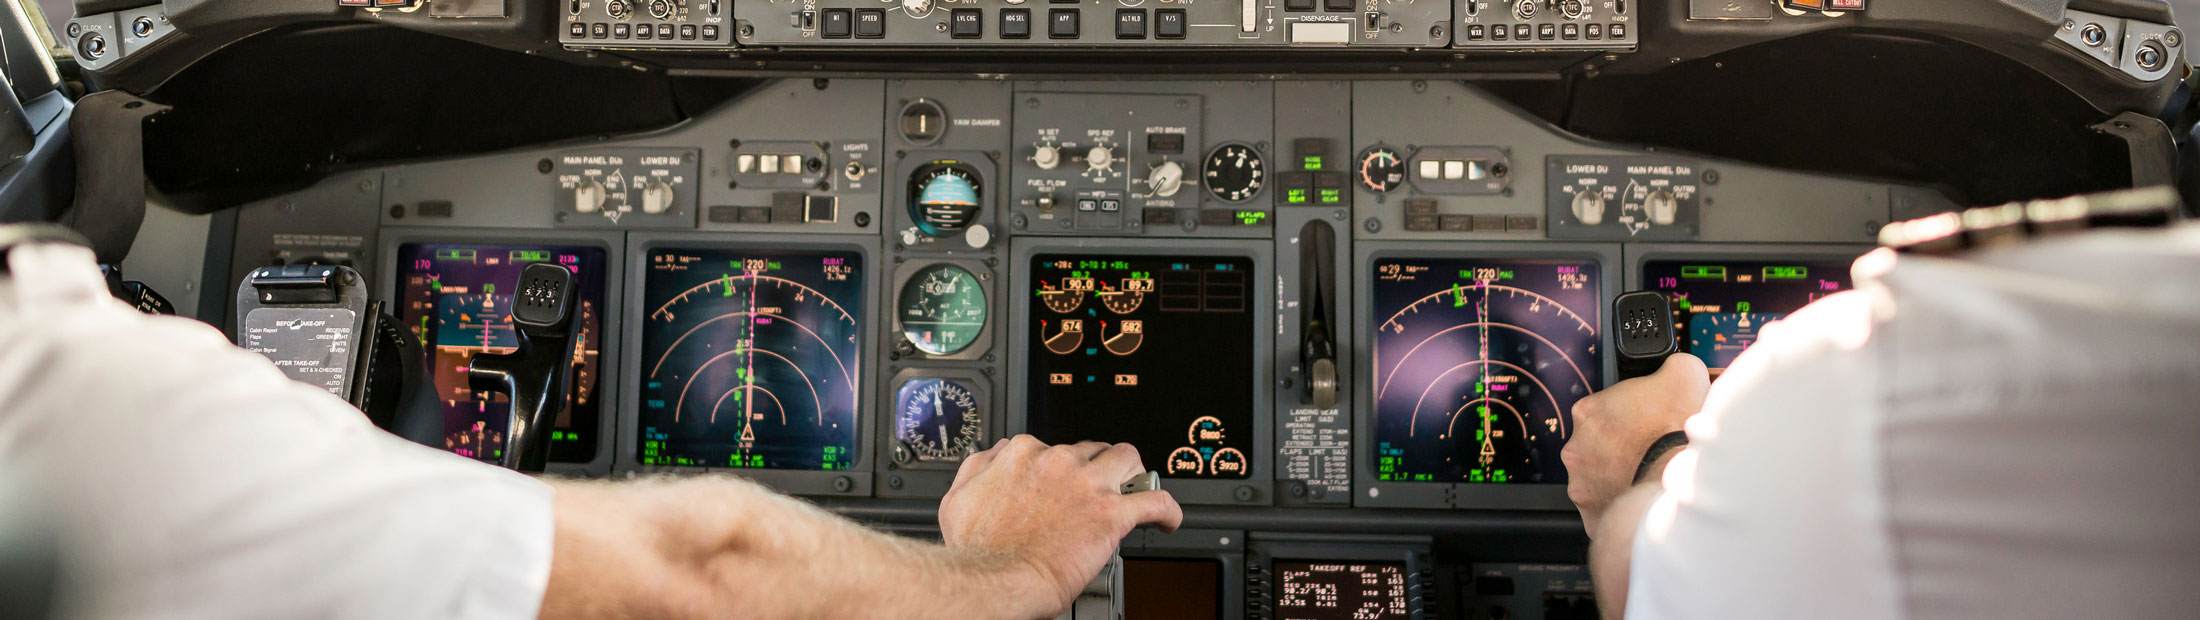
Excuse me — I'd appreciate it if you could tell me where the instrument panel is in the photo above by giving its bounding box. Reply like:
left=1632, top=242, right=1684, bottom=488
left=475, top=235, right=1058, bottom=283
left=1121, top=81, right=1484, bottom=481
left=237, top=77, right=1903, bottom=618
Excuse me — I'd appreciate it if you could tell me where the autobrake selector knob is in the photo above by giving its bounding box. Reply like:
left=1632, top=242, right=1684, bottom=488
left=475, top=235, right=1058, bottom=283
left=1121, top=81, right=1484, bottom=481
left=1147, top=161, right=1185, bottom=197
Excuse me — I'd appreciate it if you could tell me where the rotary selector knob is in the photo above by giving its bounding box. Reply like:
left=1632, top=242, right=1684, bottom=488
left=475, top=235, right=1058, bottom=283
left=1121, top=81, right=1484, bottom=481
left=1571, top=189, right=1606, bottom=226
left=1557, top=0, right=1585, bottom=20
left=1085, top=145, right=1115, bottom=171
left=1147, top=161, right=1185, bottom=197
left=640, top=179, right=675, bottom=214
left=648, top=0, right=674, bottom=19
left=605, top=0, right=631, bottom=19
left=1033, top=145, right=1061, bottom=170
left=1512, top=0, right=1535, bottom=20
left=1645, top=189, right=1679, bottom=226
left=901, top=0, right=932, bottom=14
left=574, top=179, right=607, bottom=213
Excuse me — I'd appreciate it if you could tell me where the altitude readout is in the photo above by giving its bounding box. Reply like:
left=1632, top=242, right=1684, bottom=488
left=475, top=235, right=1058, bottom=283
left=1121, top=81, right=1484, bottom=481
left=898, top=264, right=987, bottom=356
left=891, top=377, right=984, bottom=464
left=1028, top=255, right=1255, bottom=479
left=638, top=249, right=863, bottom=470
left=396, top=244, right=606, bottom=464
left=1274, top=561, right=1411, bottom=620
left=1644, top=259, right=1851, bottom=375
left=1371, top=258, right=1600, bottom=484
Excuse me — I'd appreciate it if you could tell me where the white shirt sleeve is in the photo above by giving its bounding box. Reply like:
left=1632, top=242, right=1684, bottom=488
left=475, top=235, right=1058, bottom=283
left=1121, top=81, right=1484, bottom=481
left=0, top=244, right=555, bottom=620
left=1621, top=288, right=1905, bottom=620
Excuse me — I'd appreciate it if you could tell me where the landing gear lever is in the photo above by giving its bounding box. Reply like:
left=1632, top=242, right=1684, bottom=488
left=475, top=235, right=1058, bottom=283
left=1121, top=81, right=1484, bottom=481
left=468, top=263, right=581, bottom=474
left=1298, top=220, right=1339, bottom=409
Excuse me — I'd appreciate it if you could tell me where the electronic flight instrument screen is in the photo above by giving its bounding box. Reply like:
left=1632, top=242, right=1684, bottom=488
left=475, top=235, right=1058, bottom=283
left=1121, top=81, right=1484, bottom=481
left=1643, top=259, right=1852, bottom=375
left=1122, top=559, right=1224, bottom=619
left=1274, top=561, right=1411, bottom=620
left=637, top=248, right=864, bottom=470
left=1026, top=255, right=1255, bottom=479
left=396, top=243, right=606, bottom=463
left=1371, top=258, right=1600, bottom=484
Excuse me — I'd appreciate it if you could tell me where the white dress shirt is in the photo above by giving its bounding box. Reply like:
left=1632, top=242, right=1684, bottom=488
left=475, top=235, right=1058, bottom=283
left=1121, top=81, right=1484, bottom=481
left=1627, top=225, right=2200, bottom=619
left=0, top=243, right=555, bottom=620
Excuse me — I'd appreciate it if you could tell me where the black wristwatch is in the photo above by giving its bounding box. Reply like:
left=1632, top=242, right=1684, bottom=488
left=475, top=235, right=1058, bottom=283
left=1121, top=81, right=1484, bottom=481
left=1633, top=430, right=1690, bottom=484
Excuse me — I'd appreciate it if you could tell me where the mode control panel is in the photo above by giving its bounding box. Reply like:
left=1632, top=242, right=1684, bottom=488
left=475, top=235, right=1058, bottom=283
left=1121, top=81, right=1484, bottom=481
left=562, top=0, right=735, bottom=48
left=1455, top=0, right=1634, bottom=50
left=735, top=0, right=1450, bottom=47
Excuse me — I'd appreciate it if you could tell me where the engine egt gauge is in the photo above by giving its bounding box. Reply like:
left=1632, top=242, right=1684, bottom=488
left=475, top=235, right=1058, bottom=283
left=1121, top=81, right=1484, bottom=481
left=891, top=377, right=985, bottom=465
left=637, top=249, right=864, bottom=470
left=1370, top=258, right=1601, bottom=484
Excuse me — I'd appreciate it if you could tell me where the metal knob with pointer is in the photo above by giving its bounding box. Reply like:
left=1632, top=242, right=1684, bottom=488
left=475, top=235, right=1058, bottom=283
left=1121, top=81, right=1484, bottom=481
left=467, top=263, right=583, bottom=474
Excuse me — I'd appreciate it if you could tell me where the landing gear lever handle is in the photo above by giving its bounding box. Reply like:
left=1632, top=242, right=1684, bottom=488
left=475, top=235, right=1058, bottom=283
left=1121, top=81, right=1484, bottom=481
left=468, top=263, right=580, bottom=474
left=1298, top=220, right=1339, bottom=409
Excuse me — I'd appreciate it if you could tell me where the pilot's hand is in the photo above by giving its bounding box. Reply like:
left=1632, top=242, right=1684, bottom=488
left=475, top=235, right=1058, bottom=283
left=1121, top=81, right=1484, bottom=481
left=1563, top=353, right=1709, bottom=536
left=939, top=435, right=1184, bottom=615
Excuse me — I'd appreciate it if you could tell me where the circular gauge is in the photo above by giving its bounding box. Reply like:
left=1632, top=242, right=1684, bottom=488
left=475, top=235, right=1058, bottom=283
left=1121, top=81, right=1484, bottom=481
left=1096, top=274, right=1151, bottom=314
left=1188, top=415, right=1227, bottom=445
left=1357, top=146, right=1406, bottom=193
left=1166, top=447, right=1205, bottom=475
left=1210, top=448, right=1248, bottom=476
left=908, top=162, right=983, bottom=237
left=898, top=264, right=987, bottom=356
left=898, top=99, right=947, bottom=144
left=892, top=378, right=984, bottom=464
left=444, top=420, right=505, bottom=462
left=1203, top=143, right=1266, bottom=203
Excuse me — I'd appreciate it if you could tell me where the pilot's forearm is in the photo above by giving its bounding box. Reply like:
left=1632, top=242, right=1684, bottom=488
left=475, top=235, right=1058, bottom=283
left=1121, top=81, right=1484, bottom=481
left=1586, top=450, right=1678, bottom=620
left=540, top=476, right=1051, bottom=620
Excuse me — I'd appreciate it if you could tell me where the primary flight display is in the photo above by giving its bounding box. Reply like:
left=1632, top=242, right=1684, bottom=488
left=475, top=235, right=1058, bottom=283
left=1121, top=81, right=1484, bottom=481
left=637, top=248, right=864, bottom=470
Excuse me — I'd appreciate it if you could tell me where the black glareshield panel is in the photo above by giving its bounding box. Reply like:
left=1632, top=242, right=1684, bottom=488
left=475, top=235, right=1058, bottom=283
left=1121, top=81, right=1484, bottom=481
left=1273, top=560, right=1411, bottom=620
left=1025, top=254, right=1256, bottom=480
left=1642, top=258, right=1852, bottom=375
left=1369, top=258, right=1600, bottom=485
left=637, top=248, right=865, bottom=471
left=396, top=244, right=608, bottom=464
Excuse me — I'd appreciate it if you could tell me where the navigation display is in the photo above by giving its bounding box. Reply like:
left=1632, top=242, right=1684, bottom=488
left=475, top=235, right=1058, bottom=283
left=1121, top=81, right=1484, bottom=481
left=1274, top=561, right=1410, bottom=620
left=1371, top=257, right=1600, bottom=485
left=396, top=243, right=607, bottom=464
left=1644, top=258, right=1851, bottom=375
left=1026, top=254, right=1255, bottom=479
left=637, top=248, right=863, bottom=470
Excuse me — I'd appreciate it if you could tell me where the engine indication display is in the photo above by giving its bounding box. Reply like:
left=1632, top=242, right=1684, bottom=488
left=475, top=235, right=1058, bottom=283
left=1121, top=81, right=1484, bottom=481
left=638, top=248, right=863, bottom=470
left=898, top=264, right=987, bottom=356
left=1643, top=258, right=1852, bottom=375
left=1273, top=561, right=1410, bottom=620
left=1371, top=258, right=1600, bottom=485
left=1028, top=254, right=1254, bottom=479
left=396, top=243, right=606, bottom=464
left=891, top=377, right=984, bottom=464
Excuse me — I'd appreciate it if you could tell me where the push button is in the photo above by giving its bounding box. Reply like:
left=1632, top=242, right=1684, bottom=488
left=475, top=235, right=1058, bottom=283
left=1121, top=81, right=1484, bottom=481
left=1049, top=9, right=1079, bottom=38
left=1609, top=23, right=1626, bottom=38
left=569, top=23, right=587, bottom=37
left=1585, top=23, right=1601, bottom=39
left=1512, top=24, right=1529, bottom=39
left=702, top=24, right=719, bottom=39
left=657, top=24, right=674, bottom=38
left=1560, top=22, right=1578, bottom=39
left=1465, top=24, right=1485, bottom=40
left=1324, top=0, right=1353, bottom=11
left=1154, top=9, right=1186, bottom=38
left=614, top=23, right=631, bottom=38
left=951, top=8, right=982, bottom=38
left=821, top=9, right=852, bottom=38
left=854, top=9, right=885, bottom=38
left=1537, top=23, right=1555, bottom=39
left=680, top=24, right=697, bottom=39
left=1285, top=0, right=1314, bottom=12
left=1115, top=9, right=1145, bottom=39
left=1490, top=23, right=1507, bottom=39
left=590, top=22, right=609, bottom=38
left=1001, top=8, right=1033, bottom=38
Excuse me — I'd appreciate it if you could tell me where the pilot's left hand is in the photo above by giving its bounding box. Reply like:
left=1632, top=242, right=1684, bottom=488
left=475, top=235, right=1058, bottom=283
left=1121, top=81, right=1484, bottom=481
left=1563, top=353, right=1709, bottom=535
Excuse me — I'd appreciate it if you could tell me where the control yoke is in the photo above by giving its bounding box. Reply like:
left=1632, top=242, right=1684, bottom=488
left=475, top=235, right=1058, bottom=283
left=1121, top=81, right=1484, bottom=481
left=468, top=263, right=581, bottom=474
left=1298, top=220, right=1338, bottom=409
